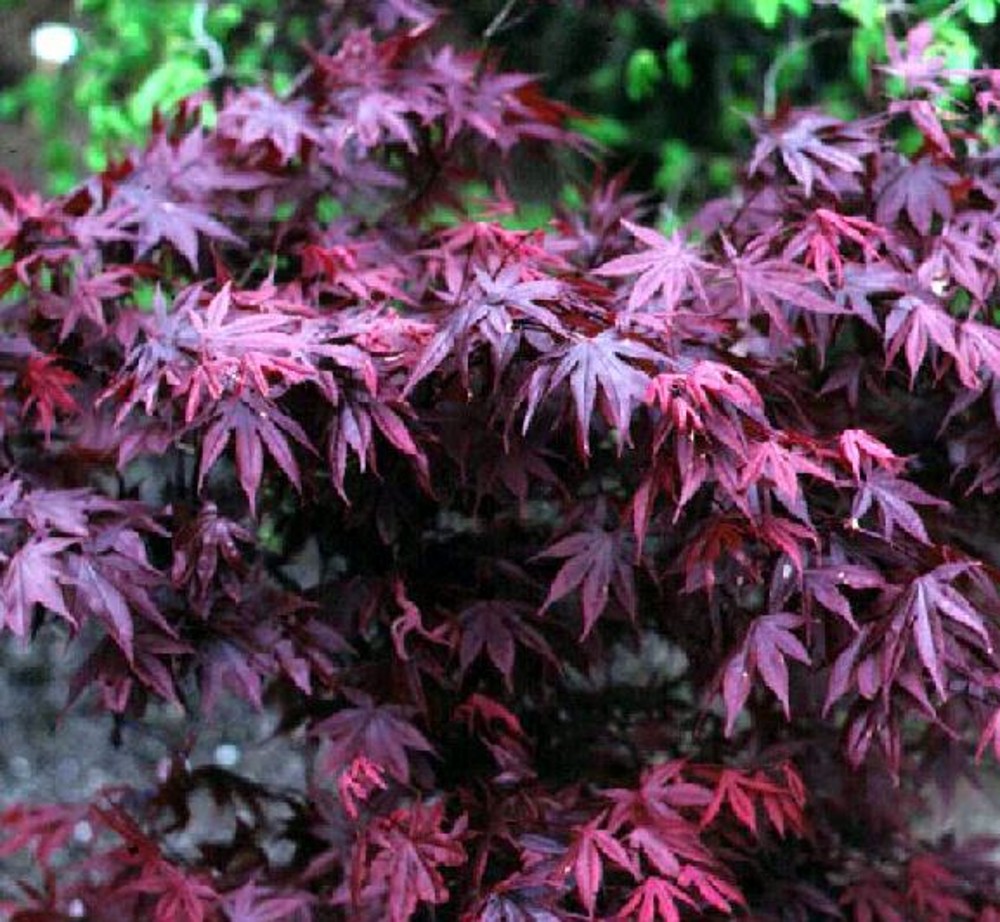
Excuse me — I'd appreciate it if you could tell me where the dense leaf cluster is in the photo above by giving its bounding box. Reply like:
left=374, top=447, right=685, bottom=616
left=5, top=3, right=1000, bottom=921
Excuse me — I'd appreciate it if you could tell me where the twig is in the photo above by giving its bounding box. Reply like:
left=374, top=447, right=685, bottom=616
left=483, top=0, right=520, bottom=44
left=191, top=1, right=226, bottom=81
left=762, top=28, right=851, bottom=117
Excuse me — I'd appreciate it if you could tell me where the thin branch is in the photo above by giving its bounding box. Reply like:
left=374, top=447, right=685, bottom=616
left=191, top=1, right=226, bottom=81
left=483, top=0, right=520, bottom=44
left=762, top=28, right=852, bottom=117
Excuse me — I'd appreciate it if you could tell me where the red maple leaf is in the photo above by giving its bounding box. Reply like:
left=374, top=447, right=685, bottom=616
left=594, top=219, right=712, bottom=314
left=721, top=613, right=811, bottom=733
left=19, top=354, right=79, bottom=443
left=312, top=689, right=436, bottom=784
left=363, top=800, right=467, bottom=922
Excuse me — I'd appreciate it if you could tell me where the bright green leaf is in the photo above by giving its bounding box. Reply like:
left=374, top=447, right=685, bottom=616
left=967, top=0, right=996, bottom=24
left=625, top=48, right=662, bottom=101
left=664, top=38, right=693, bottom=89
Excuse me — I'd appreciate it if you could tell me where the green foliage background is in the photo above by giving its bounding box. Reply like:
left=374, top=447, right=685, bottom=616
left=5, top=0, right=1000, bottom=212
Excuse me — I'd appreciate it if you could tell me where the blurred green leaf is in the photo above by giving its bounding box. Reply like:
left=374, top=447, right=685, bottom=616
left=664, top=39, right=693, bottom=89
left=654, top=139, right=694, bottom=191
left=967, top=0, right=996, bottom=25
left=571, top=115, right=631, bottom=147
left=128, top=57, right=209, bottom=126
left=625, top=49, right=662, bottom=101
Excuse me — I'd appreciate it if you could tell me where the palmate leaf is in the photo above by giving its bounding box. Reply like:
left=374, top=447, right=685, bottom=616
left=515, top=330, right=661, bottom=456
left=1, top=536, right=75, bottom=636
left=747, top=109, right=876, bottom=197
left=117, top=857, right=218, bottom=922
left=364, top=801, right=467, bottom=922
left=65, top=540, right=165, bottom=662
left=312, top=689, right=435, bottom=784
left=221, top=881, right=313, bottom=922
left=850, top=469, right=948, bottom=544
left=594, top=219, right=712, bottom=313
left=616, top=876, right=696, bottom=922
left=563, top=815, right=637, bottom=917
left=884, top=293, right=965, bottom=385
left=535, top=527, right=637, bottom=638
left=890, top=562, right=991, bottom=699
left=197, top=390, right=315, bottom=515
left=722, top=613, right=811, bottom=734
left=217, top=88, right=323, bottom=166
left=457, top=599, right=556, bottom=690
left=720, top=235, right=842, bottom=336
left=404, top=264, right=564, bottom=394
left=109, top=168, right=242, bottom=270
left=876, top=156, right=958, bottom=236
left=326, top=389, right=426, bottom=498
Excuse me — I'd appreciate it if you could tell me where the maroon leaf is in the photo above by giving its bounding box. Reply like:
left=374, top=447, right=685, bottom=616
left=458, top=599, right=556, bottom=689
left=722, top=613, right=811, bottom=733
left=516, top=331, right=660, bottom=456
left=594, top=220, right=712, bottom=313
left=536, top=527, right=637, bottom=638
left=312, top=689, right=436, bottom=784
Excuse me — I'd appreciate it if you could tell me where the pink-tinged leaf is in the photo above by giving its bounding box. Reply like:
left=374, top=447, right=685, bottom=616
left=784, top=208, right=888, bottom=288
left=564, top=816, right=637, bottom=916
left=454, top=693, right=526, bottom=741
left=594, top=219, right=712, bottom=313
left=338, top=755, right=389, bottom=821
left=198, top=394, right=315, bottom=514
left=364, top=800, right=467, bottom=922
left=677, top=864, right=743, bottom=913
left=876, top=157, right=958, bottom=236
left=699, top=764, right=805, bottom=839
left=722, top=613, right=810, bottom=733
left=892, top=563, right=990, bottom=699
left=0, top=802, right=88, bottom=867
left=880, top=22, right=948, bottom=94
left=19, top=353, right=79, bottom=442
left=851, top=469, right=948, bottom=545
left=536, top=527, right=636, bottom=638
left=67, top=554, right=135, bottom=659
left=516, top=331, right=660, bottom=456
left=884, top=294, right=964, bottom=385
left=839, top=429, right=902, bottom=480
left=841, top=874, right=906, bottom=922
left=976, top=707, right=1000, bottom=763
left=823, top=627, right=874, bottom=716
left=748, top=110, right=875, bottom=198
left=616, top=876, right=696, bottom=922
left=739, top=439, right=834, bottom=508
left=906, top=854, right=973, bottom=921
left=217, top=87, right=322, bottom=165
left=221, top=880, right=312, bottom=922
left=756, top=516, right=818, bottom=575
left=626, top=825, right=681, bottom=877
left=721, top=235, right=842, bottom=334
left=2, top=537, right=76, bottom=636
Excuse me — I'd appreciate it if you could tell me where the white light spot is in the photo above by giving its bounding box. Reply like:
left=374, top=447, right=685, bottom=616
left=781, top=563, right=793, bottom=580
left=30, top=23, right=78, bottom=66
left=213, top=743, right=241, bottom=768
left=73, top=820, right=93, bottom=844
left=68, top=899, right=86, bottom=918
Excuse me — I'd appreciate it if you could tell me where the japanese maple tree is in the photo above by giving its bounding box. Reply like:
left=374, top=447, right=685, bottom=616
left=3, top=4, right=1000, bottom=921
